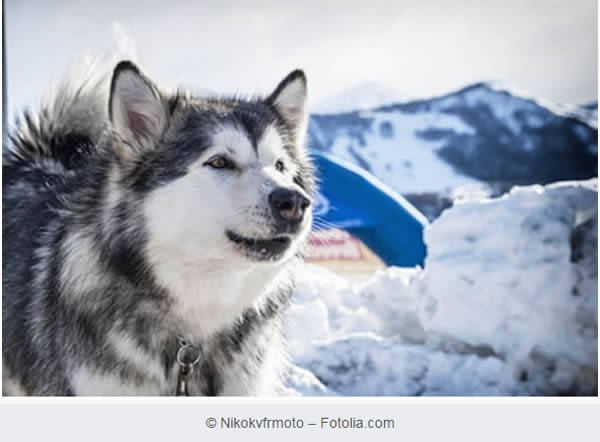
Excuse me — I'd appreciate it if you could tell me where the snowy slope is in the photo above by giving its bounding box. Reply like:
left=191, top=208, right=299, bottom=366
left=308, top=83, right=597, bottom=195
left=285, top=179, right=597, bottom=396
left=579, top=101, right=598, bottom=124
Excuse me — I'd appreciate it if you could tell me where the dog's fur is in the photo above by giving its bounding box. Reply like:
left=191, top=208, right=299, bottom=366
left=2, top=57, right=315, bottom=396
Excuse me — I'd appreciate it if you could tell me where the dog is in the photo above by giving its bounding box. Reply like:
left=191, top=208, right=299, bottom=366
left=2, top=57, right=315, bottom=396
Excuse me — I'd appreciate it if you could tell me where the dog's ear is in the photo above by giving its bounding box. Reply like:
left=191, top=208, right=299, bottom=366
left=267, top=70, right=308, bottom=147
left=109, top=61, right=168, bottom=165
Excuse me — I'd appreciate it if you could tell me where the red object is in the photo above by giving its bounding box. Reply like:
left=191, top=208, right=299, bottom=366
left=306, top=229, right=364, bottom=261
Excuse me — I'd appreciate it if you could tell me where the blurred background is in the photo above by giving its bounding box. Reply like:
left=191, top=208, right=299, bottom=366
left=4, top=0, right=598, bottom=275
left=4, top=0, right=598, bottom=109
left=3, top=0, right=598, bottom=396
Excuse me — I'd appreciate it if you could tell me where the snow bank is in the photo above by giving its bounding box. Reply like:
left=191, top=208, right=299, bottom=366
left=419, top=180, right=598, bottom=394
left=285, top=179, right=597, bottom=396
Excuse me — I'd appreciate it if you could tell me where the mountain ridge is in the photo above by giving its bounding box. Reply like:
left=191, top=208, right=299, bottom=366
left=308, top=81, right=597, bottom=199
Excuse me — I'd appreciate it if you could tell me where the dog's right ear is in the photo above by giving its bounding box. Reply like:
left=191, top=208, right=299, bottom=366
left=109, top=61, right=168, bottom=165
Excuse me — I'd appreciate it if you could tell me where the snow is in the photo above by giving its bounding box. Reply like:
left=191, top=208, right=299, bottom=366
left=328, top=110, right=480, bottom=194
left=285, top=179, right=598, bottom=396
left=420, top=181, right=597, bottom=365
left=309, top=82, right=597, bottom=197
left=441, top=81, right=598, bottom=130
left=440, top=82, right=548, bottom=134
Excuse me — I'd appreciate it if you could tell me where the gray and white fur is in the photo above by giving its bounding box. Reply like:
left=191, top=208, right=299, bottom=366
left=2, top=56, right=315, bottom=396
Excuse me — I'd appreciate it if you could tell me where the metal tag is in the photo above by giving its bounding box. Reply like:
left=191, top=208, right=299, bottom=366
left=175, top=364, right=193, bottom=396
left=174, top=340, right=202, bottom=396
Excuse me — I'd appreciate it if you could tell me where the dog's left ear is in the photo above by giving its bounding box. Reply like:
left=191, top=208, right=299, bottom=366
left=109, top=61, right=168, bottom=166
left=267, top=70, right=308, bottom=148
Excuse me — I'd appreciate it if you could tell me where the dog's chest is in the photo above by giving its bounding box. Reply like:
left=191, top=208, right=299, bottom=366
left=69, top=360, right=261, bottom=397
left=70, top=363, right=171, bottom=396
left=69, top=332, right=270, bottom=396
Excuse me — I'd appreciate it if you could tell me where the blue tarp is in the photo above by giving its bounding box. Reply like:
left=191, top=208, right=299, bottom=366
left=311, top=151, right=428, bottom=267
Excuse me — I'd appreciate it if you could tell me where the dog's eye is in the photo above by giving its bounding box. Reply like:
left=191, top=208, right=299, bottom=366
left=275, top=160, right=285, bottom=172
left=206, top=157, right=229, bottom=169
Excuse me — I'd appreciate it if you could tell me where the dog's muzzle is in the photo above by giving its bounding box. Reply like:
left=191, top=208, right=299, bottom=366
left=226, top=188, right=311, bottom=262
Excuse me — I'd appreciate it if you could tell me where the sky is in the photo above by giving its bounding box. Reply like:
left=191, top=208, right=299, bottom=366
left=3, top=0, right=598, bottom=117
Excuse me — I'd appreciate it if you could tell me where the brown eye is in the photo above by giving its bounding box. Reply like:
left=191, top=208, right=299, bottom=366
left=207, top=157, right=228, bottom=169
left=275, top=160, right=285, bottom=172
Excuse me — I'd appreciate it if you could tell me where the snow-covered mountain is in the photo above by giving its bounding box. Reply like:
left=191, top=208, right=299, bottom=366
left=308, top=82, right=598, bottom=196
left=579, top=101, right=598, bottom=122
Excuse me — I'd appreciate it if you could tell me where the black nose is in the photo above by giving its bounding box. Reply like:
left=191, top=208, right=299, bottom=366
left=269, top=188, right=311, bottom=223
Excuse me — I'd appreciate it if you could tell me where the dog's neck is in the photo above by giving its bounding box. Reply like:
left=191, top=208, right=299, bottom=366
left=157, top=257, right=293, bottom=339
left=60, top=233, right=290, bottom=345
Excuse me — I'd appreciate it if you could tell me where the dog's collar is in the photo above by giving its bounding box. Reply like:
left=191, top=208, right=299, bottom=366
left=175, top=337, right=202, bottom=396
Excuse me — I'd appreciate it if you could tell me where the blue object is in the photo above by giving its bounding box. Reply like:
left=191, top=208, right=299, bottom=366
left=311, top=151, right=428, bottom=267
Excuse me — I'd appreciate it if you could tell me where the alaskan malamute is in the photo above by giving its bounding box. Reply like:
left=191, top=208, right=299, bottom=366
left=2, top=58, right=314, bottom=395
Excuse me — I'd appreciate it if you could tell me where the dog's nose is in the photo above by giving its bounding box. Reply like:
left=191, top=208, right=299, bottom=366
left=269, top=188, right=311, bottom=223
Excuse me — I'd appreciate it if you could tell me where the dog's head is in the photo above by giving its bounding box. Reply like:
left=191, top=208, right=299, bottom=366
left=108, top=61, right=314, bottom=282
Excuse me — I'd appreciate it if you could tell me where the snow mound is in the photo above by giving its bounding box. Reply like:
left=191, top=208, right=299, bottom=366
left=419, top=179, right=598, bottom=394
left=285, top=179, right=597, bottom=396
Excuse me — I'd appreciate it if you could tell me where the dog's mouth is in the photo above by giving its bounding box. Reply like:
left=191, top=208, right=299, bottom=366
left=226, top=230, right=292, bottom=261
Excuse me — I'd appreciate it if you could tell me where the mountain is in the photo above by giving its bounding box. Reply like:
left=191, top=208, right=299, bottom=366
left=579, top=101, right=598, bottom=122
left=312, top=82, right=409, bottom=114
left=308, top=82, right=597, bottom=198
